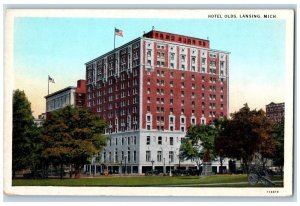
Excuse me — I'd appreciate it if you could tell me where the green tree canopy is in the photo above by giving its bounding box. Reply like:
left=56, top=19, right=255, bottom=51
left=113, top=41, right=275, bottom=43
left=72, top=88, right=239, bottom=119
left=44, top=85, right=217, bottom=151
left=215, top=104, right=275, bottom=172
left=13, top=89, right=37, bottom=178
left=180, top=124, right=218, bottom=168
left=42, top=106, right=107, bottom=178
left=272, top=119, right=284, bottom=175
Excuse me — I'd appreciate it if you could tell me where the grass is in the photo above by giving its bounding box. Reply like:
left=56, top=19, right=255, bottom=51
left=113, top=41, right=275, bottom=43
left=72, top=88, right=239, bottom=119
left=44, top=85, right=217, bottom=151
left=12, top=174, right=284, bottom=187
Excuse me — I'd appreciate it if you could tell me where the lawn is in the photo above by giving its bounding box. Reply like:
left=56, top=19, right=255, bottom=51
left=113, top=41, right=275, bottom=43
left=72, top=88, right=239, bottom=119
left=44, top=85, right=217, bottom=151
left=12, top=175, right=283, bottom=187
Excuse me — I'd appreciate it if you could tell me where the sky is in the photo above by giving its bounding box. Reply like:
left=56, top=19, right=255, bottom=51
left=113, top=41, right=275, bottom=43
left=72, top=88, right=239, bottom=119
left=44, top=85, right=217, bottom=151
left=13, top=17, right=286, bottom=118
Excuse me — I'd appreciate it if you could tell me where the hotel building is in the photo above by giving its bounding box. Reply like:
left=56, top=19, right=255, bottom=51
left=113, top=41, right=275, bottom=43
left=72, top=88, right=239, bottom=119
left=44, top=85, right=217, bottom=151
left=85, top=30, right=229, bottom=174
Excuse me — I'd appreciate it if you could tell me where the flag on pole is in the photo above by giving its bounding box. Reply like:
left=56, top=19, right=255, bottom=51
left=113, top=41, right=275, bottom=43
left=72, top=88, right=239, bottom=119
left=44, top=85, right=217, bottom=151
left=115, top=28, right=123, bottom=37
left=48, top=76, right=55, bottom=83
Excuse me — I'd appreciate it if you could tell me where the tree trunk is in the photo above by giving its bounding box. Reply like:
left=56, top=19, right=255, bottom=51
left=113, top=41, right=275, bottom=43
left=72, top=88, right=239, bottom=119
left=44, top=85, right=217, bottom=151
left=69, top=164, right=72, bottom=178
left=74, top=165, right=81, bottom=179
left=219, top=156, right=223, bottom=174
left=60, top=163, right=63, bottom=179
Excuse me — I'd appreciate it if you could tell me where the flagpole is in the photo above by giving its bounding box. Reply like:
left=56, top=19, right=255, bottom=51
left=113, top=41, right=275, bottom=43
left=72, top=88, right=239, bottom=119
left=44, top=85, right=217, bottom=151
left=114, top=27, right=116, bottom=50
left=48, top=75, right=49, bottom=95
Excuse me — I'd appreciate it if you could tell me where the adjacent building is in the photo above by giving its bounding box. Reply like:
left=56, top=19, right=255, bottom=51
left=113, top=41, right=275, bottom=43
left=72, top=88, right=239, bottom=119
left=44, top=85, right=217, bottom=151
left=45, top=80, right=86, bottom=118
left=34, top=113, right=46, bottom=127
left=266, top=102, right=285, bottom=123
left=85, top=30, right=230, bottom=174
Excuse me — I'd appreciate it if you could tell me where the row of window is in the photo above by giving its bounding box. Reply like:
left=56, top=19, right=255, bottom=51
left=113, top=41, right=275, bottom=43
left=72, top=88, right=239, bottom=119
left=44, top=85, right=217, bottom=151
left=146, top=114, right=207, bottom=130
left=147, top=96, right=224, bottom=108
left=103, top=150, right=137, bottom=163
left=87, top=66, right=139, bottom=85
left=108, top=136, right=137, bottom=147
left=146, top=136, right=180, bottom=145
left=152, top=32, right=207, bottom=47
left=146, top=151, right=174, bottom=162
left=147, top=78, right=225, bottom=88
left=46, top=93, right=72, bottom=112
left=154, top=70, right=226, bottom=82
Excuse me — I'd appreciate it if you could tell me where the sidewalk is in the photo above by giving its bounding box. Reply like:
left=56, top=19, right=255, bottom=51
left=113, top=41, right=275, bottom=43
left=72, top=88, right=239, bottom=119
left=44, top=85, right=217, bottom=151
left=160, top=180, right=284, bottom=187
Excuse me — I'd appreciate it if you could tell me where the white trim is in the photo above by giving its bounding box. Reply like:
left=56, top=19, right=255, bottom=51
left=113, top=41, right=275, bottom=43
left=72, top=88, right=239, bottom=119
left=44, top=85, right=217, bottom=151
left=139, top=39, right=143, bottom=131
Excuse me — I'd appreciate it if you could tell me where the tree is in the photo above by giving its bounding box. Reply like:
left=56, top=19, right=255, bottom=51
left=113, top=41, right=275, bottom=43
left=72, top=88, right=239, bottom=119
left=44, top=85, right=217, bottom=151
left=180, top=124, right=217, bottom=173
left=272, top=119, right=284, bottom=176
left=12, top=90, right=37, bottom=178
left=215, top=104, right=275, bottom=173
left=213, top=118, right=227, bottom=174
left=42, top=106, right=107, bottom=178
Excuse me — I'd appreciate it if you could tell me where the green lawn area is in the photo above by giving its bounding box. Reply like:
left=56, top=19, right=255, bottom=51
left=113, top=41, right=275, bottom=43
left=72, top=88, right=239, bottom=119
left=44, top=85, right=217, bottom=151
left=12, top=174, right=283, bottom=187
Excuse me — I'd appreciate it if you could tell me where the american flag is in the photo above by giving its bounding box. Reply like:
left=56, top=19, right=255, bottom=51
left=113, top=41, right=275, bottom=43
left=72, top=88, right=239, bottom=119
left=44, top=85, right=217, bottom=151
left=48, top=76, right=55, bottom=83
left=115, top=28, right=123, bottom=37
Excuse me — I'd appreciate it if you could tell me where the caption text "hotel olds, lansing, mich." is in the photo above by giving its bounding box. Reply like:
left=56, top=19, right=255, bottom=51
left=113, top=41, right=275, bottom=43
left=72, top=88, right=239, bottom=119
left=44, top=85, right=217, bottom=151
left=208, top=14, right=277, bottom=19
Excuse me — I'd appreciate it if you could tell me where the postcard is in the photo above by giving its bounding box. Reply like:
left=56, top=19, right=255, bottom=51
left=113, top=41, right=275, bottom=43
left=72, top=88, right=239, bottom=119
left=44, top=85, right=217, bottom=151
left=4, top=9, right=294, bottom=197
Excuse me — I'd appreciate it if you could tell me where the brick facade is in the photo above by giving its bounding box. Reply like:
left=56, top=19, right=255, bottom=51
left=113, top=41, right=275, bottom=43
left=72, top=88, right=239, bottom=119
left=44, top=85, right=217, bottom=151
left=266, top=102, right=285, bottom=123
left=85, top=30, right=229, bottom=174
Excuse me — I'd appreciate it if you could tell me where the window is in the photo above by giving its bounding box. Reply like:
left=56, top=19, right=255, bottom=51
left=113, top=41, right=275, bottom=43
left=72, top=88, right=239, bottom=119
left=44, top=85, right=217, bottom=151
left=170, top=99, right=173, bottom=105
left=158, top=136, right=162, bottom=145
left=157, top=151, right=162, bottom=162
left=115, top=150, right=118, bottom=162
left=192, top=101, right=195, bottom=108
left=134, top=151, right=137, bottom=162
left=170, top=53, right=175, bottom=60
left=146, top=151, right=151, bottom=162
left=170, top=81, right=174, bottom=87
left=127, top=151, right=131, bottom=163
left=103, top=151, right=106, bottom=162
left=147, top=115, right=151, bottom=122
left=147, top=125, right=151, bottom=130
left=170, top=116, right=174, bottom=123
left=181, top=55, right=186, bottom=62
left=181, top=117, right=185, bottom=124
left=181, top=127, right=185, bottom=132
left=191, top=75, right=195, bottom=81
left=191, top=56, right=196, bottom=64
left=170, top=137, right=174, bottom=145
left=128, top=137, right=130, bottom=145
left=169, top=151, right=174, bottom=162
